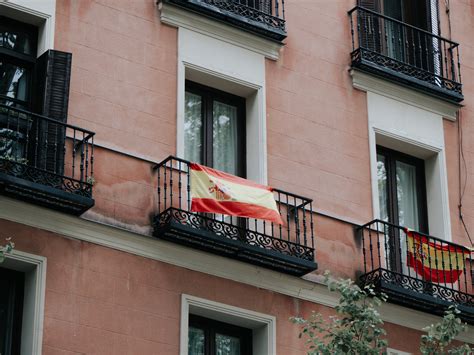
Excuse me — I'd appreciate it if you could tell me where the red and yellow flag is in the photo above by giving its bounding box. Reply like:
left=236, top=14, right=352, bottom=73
left=406, top=229, right=470, bottom=283
left=190, top=163, right=284, bottom=224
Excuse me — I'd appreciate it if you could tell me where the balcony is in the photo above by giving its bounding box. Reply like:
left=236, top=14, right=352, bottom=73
left=161, top=0, right=286, bottom=41
left=152, top=156, right=317, bottom=276
left=348, top=6, right=463, bottom=102
left=0, top=104, right=95, bottom=215
left=358, top=220, right=474, bottom=323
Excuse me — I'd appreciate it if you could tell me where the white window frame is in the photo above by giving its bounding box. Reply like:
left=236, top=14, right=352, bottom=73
left=176, top=28, right=268, bottom=184
left=1, top=250, right=47, bottom=355
left=0, top=0, right=56, bottom=55
left=181, top=294, right=276, bottom=355
left=366, top=90, right=452, bottom=241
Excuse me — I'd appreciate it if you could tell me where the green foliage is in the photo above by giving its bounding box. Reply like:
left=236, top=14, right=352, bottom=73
left=290, top=272, right=388, bottom=355
left=420, top=306, right=474, bottom=355
left=291, top=273, right=474, bottom=355
left=0, top=237, right=15, bottom=263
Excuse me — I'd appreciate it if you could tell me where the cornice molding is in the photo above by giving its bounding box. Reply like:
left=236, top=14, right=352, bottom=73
left=0, top=196, right=472, bottom=343
left=0, top=1, right=51, bottom=20
left=351, top=69, right=461, bottom=121
left=159, top=2, right=282, bottom=60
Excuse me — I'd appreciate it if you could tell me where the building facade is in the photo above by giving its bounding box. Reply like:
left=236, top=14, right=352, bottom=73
left=0, top=0, right=473, bottom=354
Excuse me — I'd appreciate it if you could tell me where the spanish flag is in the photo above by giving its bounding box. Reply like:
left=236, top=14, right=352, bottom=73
left=190, top=163, right=284, bottom=225
left=406, top=229, right=470, bottom=283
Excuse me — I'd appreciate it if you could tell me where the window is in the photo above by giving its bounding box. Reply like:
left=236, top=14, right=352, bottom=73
left=359, top=0, right=432, bottom=29
left=0, top=16, right=37, bottom=110
left=188, top=315, right=253, bottom=355
left=378, top=0, right=431, bottom=29
left=181, top=295, right=276, bottom=355
left=358, top=0, right=436, bottom=72
left=184, top=80, right=246, bottom=177
left=376, top=146, right=428, bottom=232
left=0, top=267, right=24, bottom=355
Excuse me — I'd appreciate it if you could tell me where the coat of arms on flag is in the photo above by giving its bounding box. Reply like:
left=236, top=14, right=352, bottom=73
left=189, top=163, right=284, bottom=225
left=405, top=229, right=471, bottom=284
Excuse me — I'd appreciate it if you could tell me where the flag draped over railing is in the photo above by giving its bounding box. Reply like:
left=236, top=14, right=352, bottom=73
left=406, top=229, right=471, bottom=283
left=190, top=163, right=284, bottom=224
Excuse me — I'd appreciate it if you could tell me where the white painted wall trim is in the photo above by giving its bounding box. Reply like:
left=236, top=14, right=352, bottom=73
left=0, top=197, right=473, bottom=343
left=159, top=2, right=282, bottom=60
left=351, top=69, right=460, bottom=121
left=181, top=294, right=276, bottom=355
left=367, top=92, right=452, bottom=241
left=2, top=250, right=47, bottom=355
left=176, top=28, right=268, bottom=184
left=0, top=0, right=56, bottom=55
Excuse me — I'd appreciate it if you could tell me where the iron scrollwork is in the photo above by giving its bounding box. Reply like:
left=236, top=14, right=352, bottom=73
left=360, top=268, right=474, bottom=310
left=203, top=0, right=285, bottom=31
left=155, top=208, right=315, bottom=262
left=354, top=49, right=463, bottom=95
left=0, top=158, right=93, bottom=197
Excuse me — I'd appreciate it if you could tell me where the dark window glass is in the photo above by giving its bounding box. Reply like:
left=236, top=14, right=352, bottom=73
left=359, top=0, right=432, bottom=29
left=0, top=16, right=37, bottom=56
left=184, top=81, right=246, bottom=177
left=0, top=17, right=37, bottom=110
left=0, top=60, right=30, bottom=108
left=0, top=268, right=24, bottom=355
left=358, top=0, right=435, bottom=72
left=188, top=315, right=252, bottom=355
left=376, top=146, right=428, bottom=232
left=377, top=147, right=428, bottom=274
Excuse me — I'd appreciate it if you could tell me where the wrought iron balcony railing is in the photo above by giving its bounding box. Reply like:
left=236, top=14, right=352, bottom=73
left=358, top=220, right=473, bottom=323
left=162, top=0, right=286, bottom=41
left=348, top=6, right=463, bottom=102
left=0, top=103, right=95, bottom=214
left=152, top=156, right=317, bottom=276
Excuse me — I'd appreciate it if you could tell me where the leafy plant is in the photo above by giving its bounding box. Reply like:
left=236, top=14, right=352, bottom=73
left=420, top=306, right=474, bottom=355
left=0, top=237, right=15, bottom=263
left=292, top=274, right=474, bottom=354
left=291, top=272, right=388, bottom=355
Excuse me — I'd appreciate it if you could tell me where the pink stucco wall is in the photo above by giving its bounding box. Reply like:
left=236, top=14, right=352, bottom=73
left=0, top=219, right=426, bottom=354
left=3, top=0, right=474, bottom=353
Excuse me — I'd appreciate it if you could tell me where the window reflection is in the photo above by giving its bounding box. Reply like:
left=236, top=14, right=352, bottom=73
left=0, top=61, right=29, bottom=106
left=188, top=327, right=205, bottom=355
left=216, top=333, right=241, bottom=355
left=184, top=92, right=203, bottom=164
left=0, top=29, right=34, bottom=55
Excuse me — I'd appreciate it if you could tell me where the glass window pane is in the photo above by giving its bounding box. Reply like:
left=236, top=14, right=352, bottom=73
left=0, top=29, right=34, bottom=55
left=184, top=92, right=203, bottom=164
left=0, top=60, right=29, bottom=106
left=396, top=160, right=420, bottom=230
left=212, top=101, right=238, bottom=175
left=216, top=333, right=241, bottom=355
left=188, top=326, right=205, bottom=355
left=377, top=154, right=389, bottom=222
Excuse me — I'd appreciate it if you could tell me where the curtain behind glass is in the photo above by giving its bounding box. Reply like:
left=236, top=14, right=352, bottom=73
left=396, top=160, right=420, bottom=275
left=377, top=154, right=389, bottom=222
left=396, top=161, right=419, bottom=230
left=188, top=327, right=205, bottom=355
left=382, top=0, right=404, bottom=61
left=213, top=101, right=238, bottom=175
left=184, top=92, right=203, bottom=164
left=216, top=333, right=241, bottom=355
left=0, top=61, right=29, bottom=107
